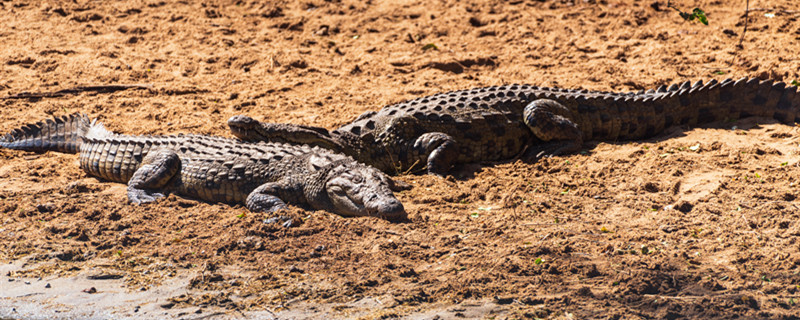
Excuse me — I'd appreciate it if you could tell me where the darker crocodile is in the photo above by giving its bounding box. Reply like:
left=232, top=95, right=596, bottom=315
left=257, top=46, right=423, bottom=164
left=0, top=113, right=407, bottom=220
left=229, top=77, right=799, bottom=175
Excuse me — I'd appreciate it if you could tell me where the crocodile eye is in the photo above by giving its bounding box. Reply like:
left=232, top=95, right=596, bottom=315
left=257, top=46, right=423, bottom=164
left=352, top=175, right=363, bottom=183
left=329, top=185, right=346, bottom=195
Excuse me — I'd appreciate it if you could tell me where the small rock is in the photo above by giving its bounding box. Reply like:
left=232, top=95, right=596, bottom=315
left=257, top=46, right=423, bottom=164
left=576, top=286, right=594, bottom=297
left=494, top=296, right=514, bottom=305
left=288, top=265, right=304, bottom=273
left=87, top=274, right=123, bottom=280
left=82, top=287, right=97, bottom=294
left=674, top=200, right=694, bottom=213
left=642, top=182, right=660, bottom=193
left=660, top=225, right=680, bottom=233
left=36, top=203, right=56, bottom=213
left=45, top=283, right=51, bottom=288
left=468, top=17, right=485, bottom=27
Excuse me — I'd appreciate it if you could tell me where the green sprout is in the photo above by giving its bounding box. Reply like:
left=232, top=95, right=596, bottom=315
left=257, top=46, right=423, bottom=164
left=667, top=2, right=709, bottom=25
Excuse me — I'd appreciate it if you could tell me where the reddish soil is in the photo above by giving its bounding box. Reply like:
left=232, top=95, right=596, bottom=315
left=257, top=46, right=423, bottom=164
left=2, top=0, right=800, bottom=318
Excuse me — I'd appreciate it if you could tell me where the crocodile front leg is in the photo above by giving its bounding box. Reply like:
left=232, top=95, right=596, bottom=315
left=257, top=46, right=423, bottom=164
left=127, top=149, right=180, bottom=204
left=413, top=132, right=458, bottom=176
left=523, top=99, right=584, bottom=158
left=246, top=180, right=300, bottom=212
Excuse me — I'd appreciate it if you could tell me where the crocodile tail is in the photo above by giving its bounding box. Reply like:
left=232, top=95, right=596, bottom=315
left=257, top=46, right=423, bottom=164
left=646, top=78, right=800, bottom=137
left=714, top=77, right=800, bottom=123
left=0, top=113, right=94, bottom=154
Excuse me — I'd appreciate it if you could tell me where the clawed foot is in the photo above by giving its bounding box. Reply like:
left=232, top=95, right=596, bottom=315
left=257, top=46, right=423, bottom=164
left=413, top=132, right=458, bottom=176
left=389, top=179, right=412, bottom=191
left=246, top=194, right=289, bottom=213
left=263, top=215, right=295, bottom=228
left=127, top=188, right=166, bottom=204
left=523, top=141, right=582, bottom=162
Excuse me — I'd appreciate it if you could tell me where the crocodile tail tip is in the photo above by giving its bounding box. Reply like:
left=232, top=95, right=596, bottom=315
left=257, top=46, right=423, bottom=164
left=0, top=112, right=96, bottom=154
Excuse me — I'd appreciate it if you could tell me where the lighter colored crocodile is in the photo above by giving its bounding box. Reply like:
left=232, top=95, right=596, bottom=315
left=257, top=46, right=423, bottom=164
left=1, top=114, right=407, bottom=220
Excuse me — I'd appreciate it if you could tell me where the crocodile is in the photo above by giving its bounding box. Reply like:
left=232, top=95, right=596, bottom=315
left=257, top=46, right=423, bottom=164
left=228, top=77, right=799, bottom=175
left=0, top=113, right=407, bottom=220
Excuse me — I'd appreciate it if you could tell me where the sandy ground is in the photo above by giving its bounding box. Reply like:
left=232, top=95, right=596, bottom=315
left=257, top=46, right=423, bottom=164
left=2, top=0, right=800, bottom=318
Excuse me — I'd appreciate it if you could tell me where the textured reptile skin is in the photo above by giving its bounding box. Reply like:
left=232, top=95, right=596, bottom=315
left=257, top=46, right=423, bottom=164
left=230, top=77, right=799, bottom=175
left=1, top=114, right=406, bottom=220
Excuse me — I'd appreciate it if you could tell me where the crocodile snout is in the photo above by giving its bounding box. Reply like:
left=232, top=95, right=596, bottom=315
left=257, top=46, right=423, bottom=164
left=227, top=115, right=257, bottom=128
left=373, top=197, right=406, bottom=221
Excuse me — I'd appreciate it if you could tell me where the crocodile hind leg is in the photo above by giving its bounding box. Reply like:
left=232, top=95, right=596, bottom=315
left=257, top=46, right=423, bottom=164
left=127, top=149, right=180, bottom=204
left=522, top=99, right=583, bottom=159
left=413, top=132, right=458, bottom=176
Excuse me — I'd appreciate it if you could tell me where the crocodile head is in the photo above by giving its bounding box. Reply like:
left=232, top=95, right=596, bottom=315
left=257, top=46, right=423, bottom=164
left=227, top=115, right=259, bottom=140
left=325, top=164, right=406, bottom=221
left=307, top=155, right=407, bottom=221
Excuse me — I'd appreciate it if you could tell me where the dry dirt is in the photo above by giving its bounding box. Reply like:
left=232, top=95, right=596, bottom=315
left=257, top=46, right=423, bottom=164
left=2, top=0, right=800, bottom=319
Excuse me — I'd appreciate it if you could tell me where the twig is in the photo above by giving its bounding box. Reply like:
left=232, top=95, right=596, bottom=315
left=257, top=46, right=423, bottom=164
left=737, top=0, right=750, bottom=49
left=1, top=84, right=151, bottom=100
left=728, top=0, right=750, bottom=66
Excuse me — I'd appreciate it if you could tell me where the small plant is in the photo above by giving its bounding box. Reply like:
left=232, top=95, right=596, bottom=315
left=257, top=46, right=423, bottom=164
left=422, top=43, right=438, bottom=51
left=791, top=80, right=800, bottom=87
left=667, top=2, right=709, bottom=25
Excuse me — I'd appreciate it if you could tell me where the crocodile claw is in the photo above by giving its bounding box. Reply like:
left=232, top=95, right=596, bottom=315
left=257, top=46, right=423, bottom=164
left=127, top=189, right=166, bottom=204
